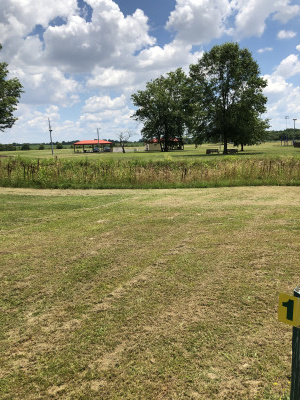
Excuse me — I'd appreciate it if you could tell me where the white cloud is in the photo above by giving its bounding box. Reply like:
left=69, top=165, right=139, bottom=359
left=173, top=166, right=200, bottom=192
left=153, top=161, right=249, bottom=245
left=165, top=0, right=300, bottom=44
left=87, top=68, right=135, bottom=89
left=265, top=84, right=300, bottom=127
left=42, top=4, right=155, bottom=73
left=166, top=0, right=231, bottom=44
left=263, top=52, right=300, bottom=129
left=0, top=0, right=77, bottom=35
left=277, top=30, right=297, bottom=39
left=0, top=0, right=77, bottom=61
left=258, top=47, right=273, bottom=53
left=10, top=65, right=81, bottom=106
left=232, top=0, right=300, bottom=39
left=232, top=0, right=275, bottom=38
left=80, top=93, right=138, bottom=138
left=273, top=2, right=300, bottom=23
left=0, top=104, right=66, bottom=144
left=274, top=54, right=300, bottom=78
left=82, top=95, right=127, bottom=113
left=264, top=74, right=290, bottom=95
left=137, top=40, right=202, bottom=72
left=297, top=45, right=300, bottom=52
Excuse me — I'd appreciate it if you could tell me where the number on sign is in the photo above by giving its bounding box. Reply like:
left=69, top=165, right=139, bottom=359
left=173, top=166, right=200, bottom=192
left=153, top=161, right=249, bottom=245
left=279, top=293, right=300, bottom=327
left=282, top=299, right=294, bottom=321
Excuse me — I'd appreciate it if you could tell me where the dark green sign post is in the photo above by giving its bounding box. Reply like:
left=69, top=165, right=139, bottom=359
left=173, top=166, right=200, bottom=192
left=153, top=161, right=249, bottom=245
left=290, top=287, right=300, bottom=400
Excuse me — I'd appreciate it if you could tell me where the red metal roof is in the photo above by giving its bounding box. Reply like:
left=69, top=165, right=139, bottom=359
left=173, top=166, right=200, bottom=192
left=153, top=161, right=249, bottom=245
left=74, top=140, right=112, bottom=145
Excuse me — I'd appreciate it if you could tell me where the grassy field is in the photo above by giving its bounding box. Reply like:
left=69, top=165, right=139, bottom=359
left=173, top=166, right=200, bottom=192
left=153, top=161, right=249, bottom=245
left=1, top=142, right=300, bottom=160
left=1, top=186, right=299, bottom=399
left=1, top=143, right=300, bottom=189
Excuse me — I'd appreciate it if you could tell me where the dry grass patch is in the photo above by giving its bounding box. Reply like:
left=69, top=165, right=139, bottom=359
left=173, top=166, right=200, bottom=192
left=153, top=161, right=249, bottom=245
left=1, top=187, right=299, bottom=399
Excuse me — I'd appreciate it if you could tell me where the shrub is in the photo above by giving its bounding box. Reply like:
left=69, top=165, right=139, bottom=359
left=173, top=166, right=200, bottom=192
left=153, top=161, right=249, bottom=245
left=0, top=144, right=16, bottom=151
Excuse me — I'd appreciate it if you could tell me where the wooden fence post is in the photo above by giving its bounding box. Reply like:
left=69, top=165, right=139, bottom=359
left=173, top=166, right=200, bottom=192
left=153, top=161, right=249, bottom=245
left=290, top=286, right=300, bottom=400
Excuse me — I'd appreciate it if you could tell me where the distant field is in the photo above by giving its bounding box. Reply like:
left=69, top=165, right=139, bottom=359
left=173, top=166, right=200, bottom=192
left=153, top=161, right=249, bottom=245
left=1, top=186, right=299, bottom=399
left=1, top=142, right=300, bottom=189
left=1, top=142, right=300, bottom=160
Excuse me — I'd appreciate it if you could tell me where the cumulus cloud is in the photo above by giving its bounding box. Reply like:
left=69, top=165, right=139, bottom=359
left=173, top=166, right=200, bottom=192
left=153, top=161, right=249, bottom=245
left=264, top=82, right=300, bottom=127
left=87, top=68, right=135, bottom=89
left=0, top=0, right=77, bottom=36
left=166, top=0, right=231, bottom=44
left=42, top=3, right=155, bottom=73
left=137, top=40, right=202, bottom=71
left=274, top=54, right=300, bottom=78
left=0, top=0, right=77, bottom=61
left=273, top=2, right=300, bottom=23
left=82, top=94, right=127, bottom=113
left=165, top=0, right=300, bottom=44
left=80, top=93, right=137, bottom=137
left=263, top=74, right=290, bottom=95
left=232, top=0, right=275, bottom=38
left=232, top=0, right=300, bottom=39
left=10, top=65, right=81, bottom=106
left=263, top=52, right=300, bottom=129
left=277, top=30, right=297, bottom=39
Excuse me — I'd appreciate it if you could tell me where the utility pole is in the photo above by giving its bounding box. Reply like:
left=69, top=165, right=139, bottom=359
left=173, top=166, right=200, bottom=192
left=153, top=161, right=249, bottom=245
left=285, top=116, right=289, bottom=145
left=97, top=127, right=100, bottom=146
left=293, top=119, right=297, bottom=144
left=48, top=118, right=54, bottom=156
left=293, top=119, right=297, bottom=130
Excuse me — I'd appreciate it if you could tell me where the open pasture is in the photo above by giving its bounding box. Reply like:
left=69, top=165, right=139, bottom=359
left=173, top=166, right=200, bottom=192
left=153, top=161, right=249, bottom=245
left=1, top=186, right=300, bottom=399
left=1, top=143, right=300, bottom=189
left=1, top=142, right=300, bottom=160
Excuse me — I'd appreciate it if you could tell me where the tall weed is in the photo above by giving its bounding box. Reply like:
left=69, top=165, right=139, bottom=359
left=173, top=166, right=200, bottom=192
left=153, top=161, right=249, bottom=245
left=1, top=156, right=300, bottom=189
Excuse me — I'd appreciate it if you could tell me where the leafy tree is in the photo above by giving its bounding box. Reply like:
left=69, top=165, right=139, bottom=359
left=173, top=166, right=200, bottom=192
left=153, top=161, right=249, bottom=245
left=0, top=143, right=16, bottom=151
left=230, top=103, right=269, bottom=150
left=131, top=68, right=189, bottom=152
left=0, top=44, right=23, bottom=131
left=21, top=143, right=30, bottom=150
left=189, top=43, right=268, bottom=154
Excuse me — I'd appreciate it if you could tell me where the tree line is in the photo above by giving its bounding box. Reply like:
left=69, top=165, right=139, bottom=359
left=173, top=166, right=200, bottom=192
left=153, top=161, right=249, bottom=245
left=131, top=42, right=269, bottom=154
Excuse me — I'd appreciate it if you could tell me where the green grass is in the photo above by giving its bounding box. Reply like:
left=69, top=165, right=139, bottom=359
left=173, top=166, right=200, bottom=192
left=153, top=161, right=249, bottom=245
left=1, top=143, right=300, bottom=189
left=1, top=142, right=300, bottom=160
left=1, top=186, right=299, bottom=399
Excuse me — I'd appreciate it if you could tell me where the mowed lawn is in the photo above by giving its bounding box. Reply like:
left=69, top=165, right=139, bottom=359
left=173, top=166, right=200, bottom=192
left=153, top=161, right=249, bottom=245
left=1, top=187, right=300, bottom=399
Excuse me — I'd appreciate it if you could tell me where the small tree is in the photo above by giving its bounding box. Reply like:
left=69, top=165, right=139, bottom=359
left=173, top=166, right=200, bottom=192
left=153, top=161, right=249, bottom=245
left=118, top=131, right=132, bottom=153
left=230, top=103, right=270, bottom=150
left=132, top=68, right=189, bottom=152
left=21, top=143, right=30, bottom=150
left=0, top=44, right=23, bottom=131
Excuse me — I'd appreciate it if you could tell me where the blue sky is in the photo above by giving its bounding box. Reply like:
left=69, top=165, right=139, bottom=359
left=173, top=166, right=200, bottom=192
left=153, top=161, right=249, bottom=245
left=0, top=0, right=300, bottom=144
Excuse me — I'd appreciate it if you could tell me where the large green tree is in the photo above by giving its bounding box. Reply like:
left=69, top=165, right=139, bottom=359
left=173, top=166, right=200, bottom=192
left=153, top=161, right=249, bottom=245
left=189, top=42, right=268, bottom=153
left=131, top=68, right=189, bottom=152
left=0, top=44, right=23, bottom=132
